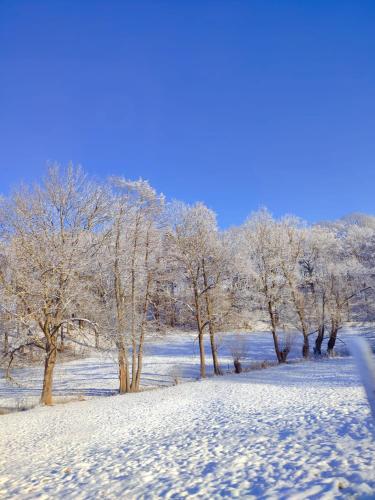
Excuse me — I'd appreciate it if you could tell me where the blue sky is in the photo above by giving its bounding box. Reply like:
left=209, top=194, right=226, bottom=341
left=1, top=1, right=374, bottom=227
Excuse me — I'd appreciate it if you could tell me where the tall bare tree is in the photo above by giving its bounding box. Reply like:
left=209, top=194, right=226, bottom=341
left=240, top=210, right=291, bottom=363
left=0, top=165, right=108, bottom=404
left=100, top=178, right=164, bottom=393
left=167, top=202, right=229, bottom=376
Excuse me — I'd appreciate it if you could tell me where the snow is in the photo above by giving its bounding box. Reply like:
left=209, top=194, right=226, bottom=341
left=1, top=356, right=375, bottom=497
left=1, top=328, right=374, bottom=498
left=0, top=331, right=302, bottom=410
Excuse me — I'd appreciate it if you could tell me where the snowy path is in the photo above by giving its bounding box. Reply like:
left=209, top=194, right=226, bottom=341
left=1, top=358, right=374, bottom=499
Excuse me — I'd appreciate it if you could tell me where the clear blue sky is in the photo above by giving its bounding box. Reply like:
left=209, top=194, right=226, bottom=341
left=1, top=1, right=374, bottom=227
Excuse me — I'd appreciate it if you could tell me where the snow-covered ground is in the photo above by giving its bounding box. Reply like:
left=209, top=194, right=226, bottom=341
left=1, top=327, right=374, bottom=498
left=0, top=330, right=303, bottom=410
left=2, top=324, right=372, bottom=411
left=1, top=356, right=374, bottom=498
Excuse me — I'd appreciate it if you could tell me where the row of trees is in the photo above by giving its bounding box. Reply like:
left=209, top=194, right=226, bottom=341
left=1, top=166, right=374, bottom=404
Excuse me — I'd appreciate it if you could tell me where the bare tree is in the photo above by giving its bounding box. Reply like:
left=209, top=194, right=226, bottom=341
left=239, top=210, right=291, bottom=363
left=299, top=227, right=333, bottom=356
left=166, top=202, right=226, bottom=377
left=277, top=219, right=311, bottom=358
left=100, top=178, right=164, bottom=393
left=0, top=165, right=108, bottom=404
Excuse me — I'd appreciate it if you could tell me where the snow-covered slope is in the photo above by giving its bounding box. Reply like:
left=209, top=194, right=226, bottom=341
left=1, top=357, right=374, bottom=499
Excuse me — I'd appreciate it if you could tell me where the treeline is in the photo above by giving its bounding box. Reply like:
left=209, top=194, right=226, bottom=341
left=0, top=165, right=374, bottom=404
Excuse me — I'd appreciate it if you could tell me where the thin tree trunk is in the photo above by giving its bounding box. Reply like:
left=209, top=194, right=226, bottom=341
left=297, top=310, right=310, bottom=359
left=134, top=292, right=150, bottom=391
left=198, top=328, right=206, bottom=378
left=134, top=223, right=154, bottom=391
left=313, top=291, right=325, bottom=356
left=134, top=276, right=152, bottom=391
left=293, top=294, right=309, bottom=358
left=60, top=325, right=65, bottom=352
left=314, top=324, right=325, bottom=356
left=268, top=300, right=288, bottom=363
left=131, top=219, right=154, bottom=392
left=3, top=329, right=9, bottom=354
left=40, top=335, right=57, bottom=405
left=271, top=328, right=282, bottom=363
left=134, top=324, right=146, bottom=391
left=134, top=343, right=143, bottom=391
left=114, top=212, right=130, bottom=394
left=130, top=339, right=137, bottom=391
left=202, top=259, right=221, bottom=375
left=130, top=216, right=140, bottom=391
left=209, top=330, right=221, bottom=374
left=118, top=341, right=129, bottom=394
left=287, top=280, right=310, bottom=358
left=302, top=333, right=309, bottom=358
left=194, top=286, right=206, bottom=378
left=327, top=319, right=339, bottom=355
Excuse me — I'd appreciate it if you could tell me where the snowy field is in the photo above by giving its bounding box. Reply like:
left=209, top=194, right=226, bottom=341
left=0, top=330, right=304, bottom=410
left=1, top=324, right=373, bottom=411
left=1, top=327, right=375, bottom=498
left=1, top=356, right=374, bottom=498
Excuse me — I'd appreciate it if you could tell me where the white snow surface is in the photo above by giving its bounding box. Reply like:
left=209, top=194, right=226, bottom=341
left=1, top=327, right=375, bottom=498
left=0, top=331, right=303, bottom=409
left=1, top=356, right=375, bottom=498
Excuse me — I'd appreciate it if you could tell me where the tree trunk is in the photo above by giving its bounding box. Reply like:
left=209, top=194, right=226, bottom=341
left=268, top=301, right=288, bottom=363
left=288, top=285, right=309, bottom=358
left=3, top=329, right=9, bottom=354
left=134, top=332, right=145, bottom=392
left=194, top=286, right=206, bottom=378
left=234, top=359, right=242, bottom=373
left=118, top=342, right=129, bottom=394
left=134, top=300, right=150, bottom=391
left=130, top=336, right=137, bottom=391
left=134, top=315, right=148, bottom=391
left=40, top=336, right=57, bottom=405
left=314, top=324, right=325, bottom=356
left=198, top=329, right=206, bottom=378
left=60, top=325, right=65, bottom=352
left=134, top=349, right=143, bottom=391
left=327, top=320, right=338, bottom=355
left=313, top=292, right=325, bottom=356
left=134, top=229, right=152, bottom=392
left=202, top=259, right=221, bottom=375
left=129, top=216, right=140, bottom=392
left=302, top=334, right=309, bottom=358
left=209, top=331, right=221, bottom=375
left=271, top=329, right=289, bottom=363
left=114, top=213, right=130, bottom=394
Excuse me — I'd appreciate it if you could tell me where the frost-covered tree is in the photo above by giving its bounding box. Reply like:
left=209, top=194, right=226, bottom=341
left=0, top=165, right=108, bottom=404
left=100, top=178, right=164, bottom=393
left=276, top=218, right=312, bottom=358
left=299, top=226, right=335, bottom=355
left=239, top=210, right=291, bottom=363
left=166, top=202, right=227, bottom=376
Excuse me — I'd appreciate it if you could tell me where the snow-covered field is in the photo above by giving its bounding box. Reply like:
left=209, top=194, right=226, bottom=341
left=0, top=330, right=303, bottom=410
left=1, top=328, right=375, bottom=498
left=1, top=357, right=374, bottom=498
